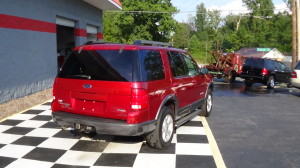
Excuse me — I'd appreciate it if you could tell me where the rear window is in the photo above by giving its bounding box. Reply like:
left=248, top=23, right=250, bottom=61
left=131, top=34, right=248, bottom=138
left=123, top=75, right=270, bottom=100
left=58, top=50, right=135, bottom=81
left=58, top=49, right=164, bottom=82
left=139, top=50, right=165, bottom=81
left=244, top=58, right=264, bottom=69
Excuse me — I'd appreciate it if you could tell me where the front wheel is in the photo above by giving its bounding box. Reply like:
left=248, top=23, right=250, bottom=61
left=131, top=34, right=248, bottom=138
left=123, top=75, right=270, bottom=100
left=199, top=89, right=213, bottom=117
left=146, top=106, right=174, bottom=149
left=267, top=76, right=275, bottom=89
left=287, top=78, right=292, bottom=88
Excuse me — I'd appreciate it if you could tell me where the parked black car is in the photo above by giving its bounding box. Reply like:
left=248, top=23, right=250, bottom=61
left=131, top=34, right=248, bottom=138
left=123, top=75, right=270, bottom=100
left=240, top=58, right=291, bottom=89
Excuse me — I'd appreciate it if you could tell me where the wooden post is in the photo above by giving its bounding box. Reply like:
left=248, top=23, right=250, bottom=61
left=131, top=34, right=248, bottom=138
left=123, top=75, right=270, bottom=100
left=297, top=0, right=300, bottom=62
left=292, top=0, right=297, bottom=68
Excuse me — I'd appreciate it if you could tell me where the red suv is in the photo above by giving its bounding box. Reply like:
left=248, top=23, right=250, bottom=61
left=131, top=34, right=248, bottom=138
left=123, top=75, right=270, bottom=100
left=51, top=40, right=213, bottom=149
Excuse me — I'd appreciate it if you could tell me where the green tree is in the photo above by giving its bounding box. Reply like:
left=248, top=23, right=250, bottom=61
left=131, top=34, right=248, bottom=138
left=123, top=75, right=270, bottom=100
left=221, top=13, right=254, bottom=51
left=188, top=35, right=211, bottom=63
left=195, top=3, right=207, bottom=34
left=242, top=0, right=274, bottom=47
left=171, top=22, right=190, bottom=49
left=220, top=0, right=292, bottom=53
left=104, top=0, right=178, bottom=43
left=270, top=11, right=292, bottom=52
left=242, top=0, right=274, bottom=16
left=206, top=10, right=223, bottom=51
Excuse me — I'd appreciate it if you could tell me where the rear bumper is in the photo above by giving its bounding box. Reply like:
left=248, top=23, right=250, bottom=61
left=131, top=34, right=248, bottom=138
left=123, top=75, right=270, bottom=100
left=52, top=111, right=157, bottom=136
left=240, top=75, right=268, bottom=83
left=291, top=78, right=300, bottom=88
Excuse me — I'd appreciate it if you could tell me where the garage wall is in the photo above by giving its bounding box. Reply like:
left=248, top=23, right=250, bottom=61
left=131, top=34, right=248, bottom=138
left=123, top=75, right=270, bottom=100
left=0, top=0, right=103, bottom=104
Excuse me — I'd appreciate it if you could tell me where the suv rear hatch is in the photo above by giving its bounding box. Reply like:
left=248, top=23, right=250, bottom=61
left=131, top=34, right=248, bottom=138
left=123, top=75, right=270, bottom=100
left=53, top=46, right=139, bottom=121
left=242, top=58, right=265, bottom=77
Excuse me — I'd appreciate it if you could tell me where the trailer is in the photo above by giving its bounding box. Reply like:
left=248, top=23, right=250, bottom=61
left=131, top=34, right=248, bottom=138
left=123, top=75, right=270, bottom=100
left=205, top=51, right=245, bottom=83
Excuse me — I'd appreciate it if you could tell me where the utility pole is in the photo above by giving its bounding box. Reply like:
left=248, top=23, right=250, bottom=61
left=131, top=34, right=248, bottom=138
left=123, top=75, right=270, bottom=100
left=297, top=0, right=300, bottom=62
left=292, top=0, right=297, bottom=68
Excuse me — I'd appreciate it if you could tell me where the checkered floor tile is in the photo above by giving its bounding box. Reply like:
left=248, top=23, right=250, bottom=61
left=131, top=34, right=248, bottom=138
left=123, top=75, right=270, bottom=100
left=0, top=102, right=217, bottom=168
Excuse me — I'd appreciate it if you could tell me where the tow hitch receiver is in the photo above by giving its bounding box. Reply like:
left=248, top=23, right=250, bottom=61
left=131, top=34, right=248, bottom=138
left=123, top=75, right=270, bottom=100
left=74, top=123, right=95, bottom=133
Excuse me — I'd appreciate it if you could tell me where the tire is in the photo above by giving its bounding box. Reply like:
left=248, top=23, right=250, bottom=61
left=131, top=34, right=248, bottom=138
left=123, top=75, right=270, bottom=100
left=267, top=76, right=275, bottom=89
left=146, top=106, right=174, bottom=149
left=199, top=89, right=213, bottom=117
left=245, top=80, right=253, bottom=87
left=224, top=76, right=229, bottom=83
left=226, top=72, right=236, bottom=83
left=287, top=79, right=292, bottom=88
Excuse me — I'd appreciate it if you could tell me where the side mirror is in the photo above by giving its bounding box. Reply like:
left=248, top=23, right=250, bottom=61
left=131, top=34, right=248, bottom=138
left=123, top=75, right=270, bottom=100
left=200, top=67, right=209, bottom=75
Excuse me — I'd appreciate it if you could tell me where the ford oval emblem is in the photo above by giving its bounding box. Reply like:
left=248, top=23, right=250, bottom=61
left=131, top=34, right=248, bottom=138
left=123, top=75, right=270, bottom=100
left=83, top=84, right=92, bottom=89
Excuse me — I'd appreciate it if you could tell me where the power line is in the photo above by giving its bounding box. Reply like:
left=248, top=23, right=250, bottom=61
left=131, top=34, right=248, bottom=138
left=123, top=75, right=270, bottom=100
left=106, top=8, right=290, bottom=14
left=105, top=8, right=291, bottom=19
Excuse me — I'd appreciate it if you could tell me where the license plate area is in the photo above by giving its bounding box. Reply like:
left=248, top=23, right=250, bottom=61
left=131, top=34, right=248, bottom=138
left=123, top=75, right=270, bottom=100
left=75, top=99, right=105, bottom=116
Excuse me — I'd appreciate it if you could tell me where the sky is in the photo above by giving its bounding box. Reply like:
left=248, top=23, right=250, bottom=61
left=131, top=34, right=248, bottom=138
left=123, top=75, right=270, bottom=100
left=170, top=0, right=289, bottom=22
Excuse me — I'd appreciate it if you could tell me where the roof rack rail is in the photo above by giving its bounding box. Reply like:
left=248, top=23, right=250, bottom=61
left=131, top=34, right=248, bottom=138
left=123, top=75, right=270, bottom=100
left=133, top=40, right=173, bottom=47
left=84, top=40, right=105, bottom=45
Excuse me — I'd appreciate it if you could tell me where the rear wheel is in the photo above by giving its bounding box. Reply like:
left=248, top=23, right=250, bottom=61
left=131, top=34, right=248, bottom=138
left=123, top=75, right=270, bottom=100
left=146, top=106, right=174, bottom=149
left=267, top=76, right=275, bottom=89
left=199, top=89, right=212, bottom=117
left=225, top=72, right=236, bottom=83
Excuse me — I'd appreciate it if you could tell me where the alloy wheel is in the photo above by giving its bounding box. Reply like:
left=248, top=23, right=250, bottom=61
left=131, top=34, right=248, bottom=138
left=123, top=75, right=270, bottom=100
left=207, top=94, right=212, bottom=112
left=162, top=114, right=174, bottom=142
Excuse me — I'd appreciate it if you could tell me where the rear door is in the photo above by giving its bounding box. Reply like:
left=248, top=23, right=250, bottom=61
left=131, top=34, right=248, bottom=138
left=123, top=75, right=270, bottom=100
left=242, top=58, right=264, bottom=77
left=167, top=51, right=205, bottom=116
left=55, top=48, right=137, bottom=120
left=167, top=51, right=191, bottom=110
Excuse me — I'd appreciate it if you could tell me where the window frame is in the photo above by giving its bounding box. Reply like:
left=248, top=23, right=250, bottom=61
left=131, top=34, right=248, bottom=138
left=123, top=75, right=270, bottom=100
left=167, top=51, right=188, bottom=78
left=138, top=49, right=165, bottom=82
left=180, top=52, right=200, bottom=77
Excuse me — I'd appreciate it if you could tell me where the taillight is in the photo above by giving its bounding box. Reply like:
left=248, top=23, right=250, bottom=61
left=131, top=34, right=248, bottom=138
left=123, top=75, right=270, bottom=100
left=262, top=68, right=268, bottom=75
left=131, top=88, right=148, bottom=110
left=292, top=71, right=297, bottom=78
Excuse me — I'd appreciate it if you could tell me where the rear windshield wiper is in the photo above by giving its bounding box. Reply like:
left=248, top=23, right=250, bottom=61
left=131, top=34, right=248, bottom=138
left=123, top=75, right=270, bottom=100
left=67, top=75, right=91, bottom=79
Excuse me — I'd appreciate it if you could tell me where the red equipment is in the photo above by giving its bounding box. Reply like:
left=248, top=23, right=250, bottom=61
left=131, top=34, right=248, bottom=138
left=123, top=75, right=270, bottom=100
left=205, top=51, right=245, bottom=83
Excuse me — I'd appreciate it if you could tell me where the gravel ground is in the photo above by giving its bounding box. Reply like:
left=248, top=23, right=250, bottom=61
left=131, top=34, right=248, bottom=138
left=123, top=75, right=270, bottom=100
left=0, top=89, right=52, bottom=121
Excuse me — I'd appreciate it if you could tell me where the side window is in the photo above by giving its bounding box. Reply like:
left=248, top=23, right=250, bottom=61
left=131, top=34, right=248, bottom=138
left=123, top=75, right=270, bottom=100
left=139, top=50, right=165, bottom=81
left=181, top=53, right=199, bottom=76
left=278, top=62, right=288, bottom=71
left=167, top=51, right=187, bottom=77
left=265, top=60, right=275, bottom=70
left=274, top=61, right=283, bottom=71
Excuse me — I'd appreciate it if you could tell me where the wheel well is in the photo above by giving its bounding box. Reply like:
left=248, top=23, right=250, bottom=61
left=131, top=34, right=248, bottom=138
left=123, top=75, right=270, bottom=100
left=164, top=100, right=176, bottom=116
left=209, top=83, right=214, bottom=91
left=267, top=75, right=276, bottom=82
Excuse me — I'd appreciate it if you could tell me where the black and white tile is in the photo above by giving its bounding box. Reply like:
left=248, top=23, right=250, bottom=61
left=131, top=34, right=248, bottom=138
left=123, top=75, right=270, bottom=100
left=0, top=102, right=217, bottom=168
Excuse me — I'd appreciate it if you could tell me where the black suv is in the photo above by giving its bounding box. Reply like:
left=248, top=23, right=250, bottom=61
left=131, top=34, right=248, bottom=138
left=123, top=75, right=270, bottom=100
left=240, top=58, right=291, bottom=88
